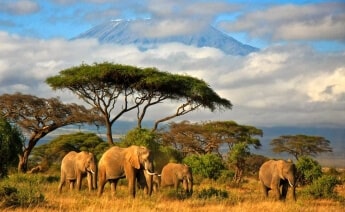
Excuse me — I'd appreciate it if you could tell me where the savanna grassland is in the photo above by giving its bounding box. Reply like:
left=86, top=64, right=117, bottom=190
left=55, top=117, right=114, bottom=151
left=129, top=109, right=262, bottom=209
left=1, top=172, right=344, bottom=212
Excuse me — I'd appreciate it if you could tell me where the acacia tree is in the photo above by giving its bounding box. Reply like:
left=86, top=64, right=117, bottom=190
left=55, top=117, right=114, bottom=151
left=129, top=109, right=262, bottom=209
left=46, top=62, right=232, bottom=145
left=0, top=93, right=103, bottom=172
left=160, top=120, right=262, bottom=156
left=270, top=134, right=333, bottom=160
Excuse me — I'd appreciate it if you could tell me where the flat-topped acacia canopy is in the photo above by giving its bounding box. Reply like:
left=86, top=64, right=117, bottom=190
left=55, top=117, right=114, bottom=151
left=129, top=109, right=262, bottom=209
left=46, top=62, right=232, bottom=144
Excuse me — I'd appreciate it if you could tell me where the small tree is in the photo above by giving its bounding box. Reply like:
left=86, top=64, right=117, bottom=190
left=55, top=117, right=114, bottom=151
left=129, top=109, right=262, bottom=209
left=295, top=156, right=322, bottom=186
left=0, top=118, right=24, bottom=178
left=270, top=134, right=332, bottom=160
left=183, top=153, right=224, bottom=180
left=227, top=142, right=250, bottom=183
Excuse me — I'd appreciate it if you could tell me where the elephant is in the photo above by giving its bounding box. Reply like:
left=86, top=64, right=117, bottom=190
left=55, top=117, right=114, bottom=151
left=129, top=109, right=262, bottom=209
left=160, top=162, right=193, bottom=195
left=58, top=151, right=97, bottom=193
left=259, top=159, right=296, bottom=201
left=97, top=145, right=156, bottom=198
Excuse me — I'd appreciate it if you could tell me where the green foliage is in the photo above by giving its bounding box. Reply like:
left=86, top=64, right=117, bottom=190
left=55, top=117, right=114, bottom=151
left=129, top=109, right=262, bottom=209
left=0, top=174, right=45, bottom=208
left=216, top=170, right=235, bottom=184
left=183, top=153, right=225, bottom=180
left=296, top=156, right=322, bottom=185
left=31, top=132, right=108, bottom=169
left=119, top=128, right=159, bottom=151
left=228, top=142, right=251, bottom=183
left=0, top=118, right=24, bottom=178
left=197, top=187, right=228, bottom=199
left=304, top=175, right=341, bottom=199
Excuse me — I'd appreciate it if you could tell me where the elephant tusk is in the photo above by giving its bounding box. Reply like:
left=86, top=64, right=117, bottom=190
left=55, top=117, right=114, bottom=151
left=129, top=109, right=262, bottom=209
left=90, top=169, right=95, bottom=174
left=145, top=170, right=157, bottom=176
left=288, top=180, right=294, bottom=187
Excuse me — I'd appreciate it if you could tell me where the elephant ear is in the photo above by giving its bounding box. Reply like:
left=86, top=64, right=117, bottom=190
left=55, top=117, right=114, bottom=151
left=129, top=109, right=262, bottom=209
left=127, top=146, right=141, bottom=169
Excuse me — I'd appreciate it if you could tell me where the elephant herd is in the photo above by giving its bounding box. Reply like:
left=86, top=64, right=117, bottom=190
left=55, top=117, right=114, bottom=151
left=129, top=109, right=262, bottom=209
left=58, top=145, right=193, bottom=198
left=58, top=145, right=297, bottom=201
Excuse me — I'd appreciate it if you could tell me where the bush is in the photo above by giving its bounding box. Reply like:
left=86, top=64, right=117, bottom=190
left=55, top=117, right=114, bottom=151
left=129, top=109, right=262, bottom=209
left=0, top=118, right=24, bottom=178
left=295, top=156, right=322, bottom=185
left=0, top=174, right=45, bottom=208
left=197, top=187, right=228, bottom=199
left=305, top=175, right=341, bottom=199
left=216, top=170, right=235, bottom=184
left=183, top=153, right=225, bottom=180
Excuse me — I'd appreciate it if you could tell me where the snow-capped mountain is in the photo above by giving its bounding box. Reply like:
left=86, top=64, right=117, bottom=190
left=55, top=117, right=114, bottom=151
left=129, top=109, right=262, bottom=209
left=73, top=19, right=258, bottom=56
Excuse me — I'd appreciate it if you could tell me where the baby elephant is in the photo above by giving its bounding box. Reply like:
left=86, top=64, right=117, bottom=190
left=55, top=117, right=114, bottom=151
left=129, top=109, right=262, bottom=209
left=58, top=151, right=97, bottom=193
left=160, top=162, right=193, bottom=195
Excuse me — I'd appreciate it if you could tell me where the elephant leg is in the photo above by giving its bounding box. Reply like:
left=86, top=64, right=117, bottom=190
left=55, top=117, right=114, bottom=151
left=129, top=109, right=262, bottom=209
left=58, top=180, right=65, bottom=193
left=98, top=179, right=106, bottom=197
left=174, top=180, right=179, bottom=193
left=110, top=179, right=119, bottom=196
left=76, top=175, right=82, bottom=191
left=261, top=182, right=268, bottom=198
left=128, top=177, right=136, bottom=198
left=58, top=172, right=65, bottom=193
left=69, top=180, right=75, bottom=190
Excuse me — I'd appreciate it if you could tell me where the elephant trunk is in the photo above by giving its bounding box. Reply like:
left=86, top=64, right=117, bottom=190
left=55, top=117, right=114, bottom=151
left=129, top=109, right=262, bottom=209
left=92, top=172, right=97, bottom=190
left=287, top=176, right=296, bottom=201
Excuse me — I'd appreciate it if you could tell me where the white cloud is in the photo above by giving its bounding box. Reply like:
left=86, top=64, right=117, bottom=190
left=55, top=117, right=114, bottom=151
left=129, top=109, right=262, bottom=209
left=0, top=32, right=344, bottom=128
left=0, top=0, right=40, bottom=15
left=219, top=2, right=345, bottom=42
left=303, top=67, right=345, bottom=102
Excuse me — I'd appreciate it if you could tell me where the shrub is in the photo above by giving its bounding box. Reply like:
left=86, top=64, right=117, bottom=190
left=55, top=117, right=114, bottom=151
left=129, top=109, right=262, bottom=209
left=0, top=174, right=45, bottom=208
left=183, top=153, right=225, bottom=180
left=295, top=156, right=322, bottom=185
left=197, top=187, right=228, bottom=199
left=216, top=170, right=235, bottom=184
left=305, top=175, right=341, bottom=199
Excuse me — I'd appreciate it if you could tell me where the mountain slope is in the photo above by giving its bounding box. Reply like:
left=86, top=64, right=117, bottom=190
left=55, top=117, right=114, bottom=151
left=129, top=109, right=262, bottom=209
left=73, top=19, right=258, bottom=56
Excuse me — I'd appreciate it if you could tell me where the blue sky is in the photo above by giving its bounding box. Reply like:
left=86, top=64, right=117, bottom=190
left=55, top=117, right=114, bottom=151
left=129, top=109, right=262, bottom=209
left=1, top=0, right=344, bottom=51
left=0, top=0, right=345, bottom=129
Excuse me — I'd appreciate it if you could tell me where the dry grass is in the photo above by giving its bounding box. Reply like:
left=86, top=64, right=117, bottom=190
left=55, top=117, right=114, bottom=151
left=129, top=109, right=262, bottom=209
left=1, top=176, right=345, bottom=212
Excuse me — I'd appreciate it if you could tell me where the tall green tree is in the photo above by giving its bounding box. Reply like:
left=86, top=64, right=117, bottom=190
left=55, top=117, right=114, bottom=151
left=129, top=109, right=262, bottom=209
left=161, top=120, right=262, bottom=156
left=0, top=93, right=103, bottom=172
left=46, top=62, right=232, bottom=145
left=0, top=118, right=24, bottom=178
left=270, top=134, right=332, bottom=160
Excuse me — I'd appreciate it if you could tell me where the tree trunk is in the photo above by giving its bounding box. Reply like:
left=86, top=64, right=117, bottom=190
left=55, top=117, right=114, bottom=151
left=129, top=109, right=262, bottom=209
left=105, top=120, right=114, bottom=145
left=18, top=150, right=29, bottom=173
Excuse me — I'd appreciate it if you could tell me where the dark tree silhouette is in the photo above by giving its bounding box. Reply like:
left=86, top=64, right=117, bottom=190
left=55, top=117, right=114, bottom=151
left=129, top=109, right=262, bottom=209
left=270, top=134, right=333, bottom=160
left=161, top=120, right=262, bottom=156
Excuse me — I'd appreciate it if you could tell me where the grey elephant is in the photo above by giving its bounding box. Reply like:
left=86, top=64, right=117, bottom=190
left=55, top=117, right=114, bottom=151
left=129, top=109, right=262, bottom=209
left=58, top=151, right=97, bottom=193
left=97, top=145, right=156, bottom=197
left=160, top=162, right=193, bottom=195
left=259, top=159, right=296, bottom=201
